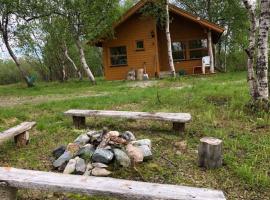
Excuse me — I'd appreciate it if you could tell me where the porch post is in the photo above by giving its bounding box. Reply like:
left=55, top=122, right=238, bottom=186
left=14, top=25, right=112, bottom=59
left=207, top=30, right=214, bottom=73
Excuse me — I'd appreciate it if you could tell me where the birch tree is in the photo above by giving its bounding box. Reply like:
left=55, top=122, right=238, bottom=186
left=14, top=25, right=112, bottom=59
left=62, top=42, right=82, bottom=80
left=56, top=0, right=120, bottom=85
left=165, top=0, right=176, bottom=77
left=0, top=1, right=35, bottom=87
left=242, top=0, right=270, bottom=101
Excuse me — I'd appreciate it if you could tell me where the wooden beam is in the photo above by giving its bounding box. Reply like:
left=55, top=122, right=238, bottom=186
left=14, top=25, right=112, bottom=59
left=0, top=167, right=226, bottom=200
left=64, top=110, right=191, bottom=123
left=0, top=122, right=36, bottom=145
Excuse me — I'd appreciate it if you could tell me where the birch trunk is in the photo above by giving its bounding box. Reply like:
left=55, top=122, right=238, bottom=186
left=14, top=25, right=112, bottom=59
left=256, top=0, right=270, bottom=100
left=2, top=32, right=33, bottom=87
left=165, top=0, right=176, bottom=77
left=207, top=30, right=215, bottom=73
left=242, top=0, right=260, bottom=99
left=75, top=39, right=96, bottom=84
left=63, top=43, right=82, bottom=80
left=61, top=59, right=67, bottom=82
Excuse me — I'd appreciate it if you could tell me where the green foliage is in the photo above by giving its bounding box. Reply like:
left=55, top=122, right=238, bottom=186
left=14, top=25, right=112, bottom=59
left=139, top=1, right=167, bottom=28
left=0, top=59, right=41, bottom=85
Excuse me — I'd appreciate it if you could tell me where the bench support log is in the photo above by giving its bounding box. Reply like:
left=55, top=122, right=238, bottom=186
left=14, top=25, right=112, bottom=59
left=172, top=122, right=185, bottom=133
left=14, top=131, right=29, bottom=147
left=0, top=183, right=17, bottom=200
left=73, top=116, right=86, bottom=129
left=198, top=137, right=223, bottom=169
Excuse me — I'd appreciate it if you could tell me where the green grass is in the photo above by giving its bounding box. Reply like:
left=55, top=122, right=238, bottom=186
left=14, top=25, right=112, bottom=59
left=0, top=72, right=269, bottom=200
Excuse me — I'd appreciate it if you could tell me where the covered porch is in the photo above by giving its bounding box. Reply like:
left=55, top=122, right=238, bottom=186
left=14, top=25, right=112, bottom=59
left=155, top=9, right=221, bottom=77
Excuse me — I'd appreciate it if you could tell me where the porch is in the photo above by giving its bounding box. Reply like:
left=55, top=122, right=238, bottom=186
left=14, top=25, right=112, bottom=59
left=155, top=11, right=216, bottom=77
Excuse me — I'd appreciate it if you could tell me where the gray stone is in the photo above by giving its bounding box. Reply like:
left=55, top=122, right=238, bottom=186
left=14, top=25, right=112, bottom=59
left=91, top=167, right=111, bottom=177
left=53, top=151, right=73, bottom=168
left=63, top=159, right=76, bottom=174
left=77, top=144, right=95, bottom=160
left=132, top=139, right=151, bottom=149
left=74, top=134, right=90, bottom=146
left=121, top=131, right=136, bottom=142
left=83, top=163, right=93, bottom=176
left=52, top=145, right=66, bottom=159
left=86, top=130, right=97, bottom=137
left=138, top=145, right=152, bottom=161
left=74, top=157, right=86, bottom=174
left=92, top=162, right=108, bottom=168
left=91, top=132, right=102, bottom=143
left=113, top=148, right=131, bottom=167
left=92, top=149, right=114, bottom=164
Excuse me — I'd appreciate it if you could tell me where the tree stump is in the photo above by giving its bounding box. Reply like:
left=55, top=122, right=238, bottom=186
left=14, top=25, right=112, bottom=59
left=73, top=116, right=86, bottom=129
left=172, top=122, right=185, bottom=134
left=14, top=131, right=29, bottom=147
left=198, top=137, right=222, bottom=169
left=0, top=183, right=17, bottom=200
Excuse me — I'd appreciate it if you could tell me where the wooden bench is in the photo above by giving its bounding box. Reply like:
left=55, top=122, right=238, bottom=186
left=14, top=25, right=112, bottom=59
left=64, top=110, right=191, bottom=133
left=0, top=122, right=36, bottom=147
left=0, top=167, right=226, bottom=200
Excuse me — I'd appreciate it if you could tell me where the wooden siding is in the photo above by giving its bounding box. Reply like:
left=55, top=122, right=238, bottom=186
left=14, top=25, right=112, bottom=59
left=103, top=13, right=157, bottom=80
left=157, top=12, right=209, bottom=74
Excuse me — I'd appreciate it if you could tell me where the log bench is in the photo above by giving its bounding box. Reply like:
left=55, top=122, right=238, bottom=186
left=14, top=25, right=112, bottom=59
left=0, top=167, right=226, bottom=200
left=64, top=109, right=192, bottom=133
left=0, top=122, right=36, bottom=147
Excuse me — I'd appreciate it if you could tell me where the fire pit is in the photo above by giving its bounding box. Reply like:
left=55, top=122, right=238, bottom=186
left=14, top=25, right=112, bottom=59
left=52, top=128, right=152, bottom=176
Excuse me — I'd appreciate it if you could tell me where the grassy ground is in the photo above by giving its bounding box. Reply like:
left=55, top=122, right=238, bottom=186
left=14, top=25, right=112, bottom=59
left=0, top=72, right=269, bottom=200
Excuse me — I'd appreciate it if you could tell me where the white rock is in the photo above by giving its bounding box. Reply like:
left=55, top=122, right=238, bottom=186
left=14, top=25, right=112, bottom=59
left=63, top=159, right=76, bottom=174
left=91, top=167, right=111, bottom=177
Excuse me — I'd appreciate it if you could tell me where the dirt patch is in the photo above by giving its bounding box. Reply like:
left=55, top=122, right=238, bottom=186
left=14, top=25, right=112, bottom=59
left=127, top=81, right=158, bottom=88
left=0, top=92, right=109, bottom=107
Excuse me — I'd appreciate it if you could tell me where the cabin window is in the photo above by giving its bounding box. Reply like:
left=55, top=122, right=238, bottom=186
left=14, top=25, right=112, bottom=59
left=189, top=39, right=208, bottom=59
left=172, top=42, right=186, bottom=61
left=136, top=40, right=144, bottom=51
left=110, top=46, right=127, bottom=66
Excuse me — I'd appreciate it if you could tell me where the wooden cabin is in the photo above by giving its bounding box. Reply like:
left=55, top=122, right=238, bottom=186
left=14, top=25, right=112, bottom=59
left=95, top=0, right=224, bottom=80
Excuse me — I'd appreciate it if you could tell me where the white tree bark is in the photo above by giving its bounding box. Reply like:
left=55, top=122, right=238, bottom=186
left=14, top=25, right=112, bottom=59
left=75, top=39, right=96, bottom=84
left=242, top=0, right=260, bottom=99
left=256, top=0, right=270, bottom=100
left=63, top=43, right=82, bottom=80
left=165, top=0, right=176, bottom=77
left=207, top=30, right=215, bottom=73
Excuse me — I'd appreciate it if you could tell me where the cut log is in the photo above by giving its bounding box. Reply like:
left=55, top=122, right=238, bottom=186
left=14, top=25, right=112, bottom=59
left=0, top=182, right=17, bottom=200
left=0, top=167, right=226, bottom=200
left=72, top=116, right=86, bottom=129
left=172, top=122, right=185, bottom=134
left=14, top=131, right=29, bottom=147
left=0, top=122, right=36, bottom=145
left=198, top=137, right=223, bottom=169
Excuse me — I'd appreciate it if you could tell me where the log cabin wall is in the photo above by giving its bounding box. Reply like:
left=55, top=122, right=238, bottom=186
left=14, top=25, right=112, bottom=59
left=102, top=13, right=158, bottom=80
left=157, top=12, right=209, bottom=75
